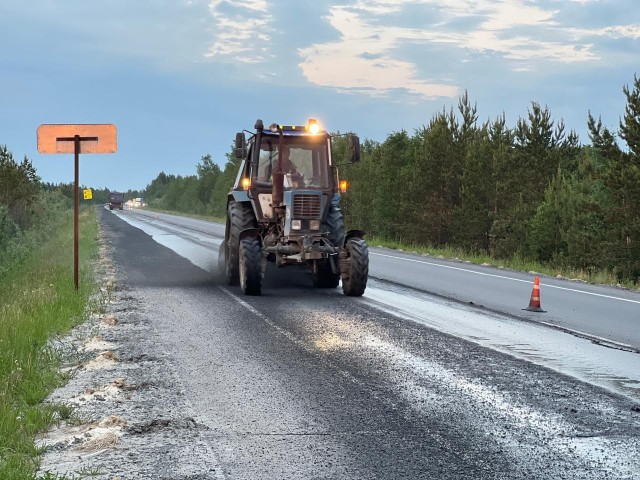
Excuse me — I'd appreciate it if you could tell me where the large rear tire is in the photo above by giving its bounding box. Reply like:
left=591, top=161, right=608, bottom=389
left=225, top=202, right=256, bottom=286
left=324, top=204, right=345, bottom=247
left=340, top=238, right=369, bottom=297
left=239, top=237, right=262, bottom=295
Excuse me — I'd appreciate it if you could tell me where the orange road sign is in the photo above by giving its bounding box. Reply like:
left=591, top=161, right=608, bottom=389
left=37, top=124, right=117, bottom=154
left=83, top=189, right=93, bottom=200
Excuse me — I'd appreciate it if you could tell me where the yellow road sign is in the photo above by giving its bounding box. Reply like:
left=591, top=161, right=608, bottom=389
left=83, top=189, right=93, bottom=200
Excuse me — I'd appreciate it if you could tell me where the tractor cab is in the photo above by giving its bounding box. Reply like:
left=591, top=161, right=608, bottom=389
left=254, top=135, right=331, bottom=191
left=250, top=120, right=333, bottom=192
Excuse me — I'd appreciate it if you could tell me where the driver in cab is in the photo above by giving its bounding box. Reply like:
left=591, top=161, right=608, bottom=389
left=280, top=145, right=297, bottom=174
left=279, top=146, right=304, bottom=188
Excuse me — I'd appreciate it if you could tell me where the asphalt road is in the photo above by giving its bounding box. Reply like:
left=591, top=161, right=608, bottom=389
left=127, top=207, right=640, bottom=351
left=98, top=208, right=640, bottom=479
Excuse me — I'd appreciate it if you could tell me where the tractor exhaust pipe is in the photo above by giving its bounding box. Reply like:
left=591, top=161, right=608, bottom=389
left=272, top=129, right=285, bottom=207
left=272, top=171, right=284, bottom=207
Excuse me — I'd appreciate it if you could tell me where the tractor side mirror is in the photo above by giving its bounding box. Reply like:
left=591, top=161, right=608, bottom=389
left=235, top=132, right=246, bottom=159
left=349, top=135, right=361, bottom=163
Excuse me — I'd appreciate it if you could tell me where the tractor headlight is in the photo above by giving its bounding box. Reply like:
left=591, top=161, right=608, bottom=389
left=291, top=219, right=302, bottom=230
left=309, top=220, right=321, bottom=230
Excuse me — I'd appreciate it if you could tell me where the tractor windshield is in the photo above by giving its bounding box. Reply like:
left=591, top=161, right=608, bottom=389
left=256, top=135, right=331, bottom=190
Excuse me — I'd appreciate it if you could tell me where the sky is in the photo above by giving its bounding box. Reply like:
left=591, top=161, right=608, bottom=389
left=1, top=0, right=639, bottom=192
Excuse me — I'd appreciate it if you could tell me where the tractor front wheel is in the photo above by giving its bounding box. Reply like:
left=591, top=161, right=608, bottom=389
left=340, top=238, right=369, bottom=297
left=239, top=237, right=262, bottom=295
left=225, top=202, right=256, bottom=285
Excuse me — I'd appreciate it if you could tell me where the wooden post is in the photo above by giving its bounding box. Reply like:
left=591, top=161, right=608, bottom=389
left=74, top=135, right=80, bottom=290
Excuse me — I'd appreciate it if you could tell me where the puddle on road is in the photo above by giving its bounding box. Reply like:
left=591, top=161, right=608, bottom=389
left=117, top=213, right=221, bottom=273
left=363, top=280, right=640, bottom=402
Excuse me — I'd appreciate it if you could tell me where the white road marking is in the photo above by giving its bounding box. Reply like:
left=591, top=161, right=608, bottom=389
left=371, top=252, right=640, bottom=305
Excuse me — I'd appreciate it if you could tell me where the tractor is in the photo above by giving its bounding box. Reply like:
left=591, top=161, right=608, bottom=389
left=218, top=118, right=369, bottom=296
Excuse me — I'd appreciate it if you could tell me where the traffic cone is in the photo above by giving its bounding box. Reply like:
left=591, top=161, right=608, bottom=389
left=523, top=276, right=546, bottom=312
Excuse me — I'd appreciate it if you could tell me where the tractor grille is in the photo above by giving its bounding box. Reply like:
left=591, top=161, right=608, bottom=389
left=293, top=194, right=321, bottom=219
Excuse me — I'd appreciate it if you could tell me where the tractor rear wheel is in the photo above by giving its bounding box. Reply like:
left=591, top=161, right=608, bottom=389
left=239, top=237, right=262, bottom=295
left=225, top=202, right=256, bottom=286
left=340, top=238, right=369, bottom=297
left=324, top=205, right=345, bottom=248
left=311, top=204, right=344, bottom=288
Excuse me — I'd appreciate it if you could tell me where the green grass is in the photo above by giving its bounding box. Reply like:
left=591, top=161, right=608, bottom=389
left=367, top=235, right=640, bottom=290
left=0, top=207, right=99, bottom=480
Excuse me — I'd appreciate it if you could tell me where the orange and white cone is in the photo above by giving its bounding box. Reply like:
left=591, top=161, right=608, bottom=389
left=523, top=276, right=546, bottom=312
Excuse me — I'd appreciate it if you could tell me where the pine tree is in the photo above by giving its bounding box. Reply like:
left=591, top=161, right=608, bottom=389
left=591, top=75, right=640, bottom=282
left=561, top=149, right=608, bottom=272
left=0, top=146, right=40, bottom=229
left=196, top=154, right=221, bottom=207
left=451, top=122, right=492, bottom=252
left=620, top=75, right=640, bottom=159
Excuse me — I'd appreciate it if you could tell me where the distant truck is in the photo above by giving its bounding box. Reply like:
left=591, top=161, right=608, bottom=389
left=109, top=192, right=124, bottom=210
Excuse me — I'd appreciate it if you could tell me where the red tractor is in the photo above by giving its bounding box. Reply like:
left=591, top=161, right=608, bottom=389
left=219, top=119, right=369, bottom=296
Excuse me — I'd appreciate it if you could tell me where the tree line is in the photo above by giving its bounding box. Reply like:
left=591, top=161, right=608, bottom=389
left=0, top=146, right=68, bottom=273
left=142, top=152, right=240, bottom=218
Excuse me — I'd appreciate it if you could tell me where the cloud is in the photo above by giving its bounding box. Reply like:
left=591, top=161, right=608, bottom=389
left=205, top=0, right=274, bottom=63
left=298, top=6, right=458, bottom=99
left=570, top=24, right=640, bottom=40
left=297, top=0, right=640, bottom=99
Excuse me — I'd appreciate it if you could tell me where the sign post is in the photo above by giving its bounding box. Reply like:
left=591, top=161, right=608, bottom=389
left=37, top=124, right=117, bottom=290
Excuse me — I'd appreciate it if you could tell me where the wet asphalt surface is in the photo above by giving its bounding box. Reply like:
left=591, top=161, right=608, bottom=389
left=40, top=209, right=640, bottom=479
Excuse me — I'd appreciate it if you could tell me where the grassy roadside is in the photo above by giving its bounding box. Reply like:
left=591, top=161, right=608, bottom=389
left=0, top=207, right=98, bottom=479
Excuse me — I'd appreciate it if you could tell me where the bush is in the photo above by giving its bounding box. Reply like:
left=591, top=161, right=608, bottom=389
left=0, top=204, right=20, bottom=247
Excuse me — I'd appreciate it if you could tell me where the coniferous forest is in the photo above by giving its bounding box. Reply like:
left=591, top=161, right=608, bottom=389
left=337, top=76, right=640, bottom=284
left=3, top=75, right=638, bottom=284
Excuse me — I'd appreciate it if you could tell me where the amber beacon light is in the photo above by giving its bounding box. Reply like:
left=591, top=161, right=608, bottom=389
left=307, top=118, right=321, bottom=134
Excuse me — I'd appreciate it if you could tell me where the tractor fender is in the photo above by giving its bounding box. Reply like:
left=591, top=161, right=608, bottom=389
left=231, top=190, right=250, bottom=203
left=344, top=229, right=366, bottom=247
left=239, top=228, right=260, bottom=241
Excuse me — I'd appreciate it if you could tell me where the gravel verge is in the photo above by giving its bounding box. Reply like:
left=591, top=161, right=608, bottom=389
left=36, top=222, right=223, bottom=480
